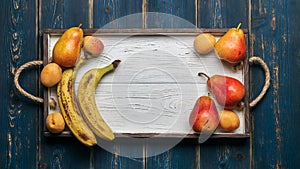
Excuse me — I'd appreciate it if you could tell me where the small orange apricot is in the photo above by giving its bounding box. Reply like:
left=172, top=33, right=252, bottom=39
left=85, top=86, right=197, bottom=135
left=41, top=63, right=62, bottom=87
left=194, top=33, right=216, bottom=54
left=46, top=112, right=65, bottom=134
left=219, top=110, right=240, bottom=131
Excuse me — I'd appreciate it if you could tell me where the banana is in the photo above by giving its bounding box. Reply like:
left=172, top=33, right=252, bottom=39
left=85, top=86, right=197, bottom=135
left=57, top=68, right=97, bottom=146
left=77, top=60, right=121, bottom=141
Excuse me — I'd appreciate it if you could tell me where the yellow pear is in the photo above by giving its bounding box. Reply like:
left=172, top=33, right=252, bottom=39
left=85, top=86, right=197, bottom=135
left=53, top=25, right=83, bottom=67
left=214, top=23, right=246, bottom=63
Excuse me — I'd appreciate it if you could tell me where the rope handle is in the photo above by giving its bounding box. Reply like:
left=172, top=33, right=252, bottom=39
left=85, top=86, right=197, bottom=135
left=248, top=56, right=270, bottom=108
left=14, top=60, right=44, bottom=103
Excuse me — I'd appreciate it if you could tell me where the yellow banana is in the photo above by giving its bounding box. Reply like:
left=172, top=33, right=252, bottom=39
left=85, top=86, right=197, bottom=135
left=77, top=60, right=121, bottom=141
left=57, top=69, right=97, bottom=146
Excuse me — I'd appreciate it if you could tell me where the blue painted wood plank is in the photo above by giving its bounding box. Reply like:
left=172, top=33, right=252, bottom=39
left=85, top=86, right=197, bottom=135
left=146, top=0, right=196, bottom=28
left=198, top=0, right=249, bottom=28
left=0, top=0, right=40, bottom=168
left=92, top=1, right=145, bottom=168
left=40, top=0, right=91, bottom=29
left=146, top=139, right=199, bottom=169
left=38, top=139, right=93, bottom=169
left=251, top=0, right=300, bottom=168
left=93, top=0, right=143, bottom=28
left=93, top=145, right=144, bottom=169
left=200, top=139, right=250, bottom=169
left=144, top=1, right=198, bottom=168
left=288, top=1, right=300, bottom=167
left=38, top=1, right=93, bottom=168
left=196, top=1, right=250, bottom=168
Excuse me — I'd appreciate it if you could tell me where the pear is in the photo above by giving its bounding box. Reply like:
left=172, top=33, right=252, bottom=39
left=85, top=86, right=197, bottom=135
left=189, top=96, right=220, bottom=133
left=53, top=25, right=83, bottom=68
left=198, top=72, right=245, bottom=109
left=214, top=23, right=246, bottom=63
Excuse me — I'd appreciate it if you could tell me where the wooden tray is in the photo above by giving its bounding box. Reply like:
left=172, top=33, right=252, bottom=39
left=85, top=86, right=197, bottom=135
left=42, top=28, right=250, bottom=139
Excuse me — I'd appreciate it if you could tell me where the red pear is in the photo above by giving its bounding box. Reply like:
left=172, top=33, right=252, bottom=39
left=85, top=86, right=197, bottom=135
left=189, top=96, right=220, bottom=133
left=198, top=72, right=245, bottom=109
left=214, top=22, right=246, bottom=63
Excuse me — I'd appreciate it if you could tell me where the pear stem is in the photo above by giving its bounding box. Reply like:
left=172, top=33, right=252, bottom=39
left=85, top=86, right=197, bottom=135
left=78, top=23, right=82, bottom=28
left=198, top=72, right=210, bottom=80
left=236, top=22, right=242, bottom=30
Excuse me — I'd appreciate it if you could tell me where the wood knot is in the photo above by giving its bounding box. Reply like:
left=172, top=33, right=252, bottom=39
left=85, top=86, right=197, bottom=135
left=236, top=153, right=245, bottom=160
left=105, top=7, right=112, bottom=13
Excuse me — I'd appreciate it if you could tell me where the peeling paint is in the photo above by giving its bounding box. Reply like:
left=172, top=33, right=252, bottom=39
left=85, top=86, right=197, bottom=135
left=142, top=0, right=147, bottom=28
left=114, top=152, right=119, bottom=169
left=271, top=16, right=276, bottom=31
left=272, top=42, right=277, bottom=54
left=272, top=65, right=282, bottom=169
left=88, top=0, right=93, bottom=28
left=7, top=132, right=12, bottom=168
left=196, top=145, right=200, bottom=169
left=282, top=33, right=287, bottom=43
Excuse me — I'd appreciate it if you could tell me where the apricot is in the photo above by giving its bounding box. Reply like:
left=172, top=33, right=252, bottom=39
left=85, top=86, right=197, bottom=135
left=219, top=110, right=240, bottom=131
left=83, top=36, right=104, bottom=57
left=194, top=33, right=216, bottom=54
left=46, top=112, right=65, bottom=134
left=40, top=63, right=62, bottom=87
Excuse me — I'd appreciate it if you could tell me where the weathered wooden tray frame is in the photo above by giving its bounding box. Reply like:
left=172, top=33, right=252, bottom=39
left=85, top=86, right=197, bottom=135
left=42, top=28, right=250, bottom=139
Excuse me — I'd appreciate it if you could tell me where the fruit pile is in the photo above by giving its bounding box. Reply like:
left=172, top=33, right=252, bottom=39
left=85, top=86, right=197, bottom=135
left=42, top=25, right=120, bottom=146
left=190, top=23, right=246, bottom=134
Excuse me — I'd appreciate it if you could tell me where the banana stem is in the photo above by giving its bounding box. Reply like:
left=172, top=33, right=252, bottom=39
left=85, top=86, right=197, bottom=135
left=112, top=60, right=121, bottom=69
left=198, top=72, right=210, bottom=80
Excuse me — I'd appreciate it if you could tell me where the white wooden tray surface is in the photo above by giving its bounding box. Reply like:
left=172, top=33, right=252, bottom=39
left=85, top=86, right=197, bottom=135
left=44, top=29, right=248, bottom=138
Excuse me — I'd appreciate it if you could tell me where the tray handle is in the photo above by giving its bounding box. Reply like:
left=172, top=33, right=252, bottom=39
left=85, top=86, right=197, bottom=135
left=248, top=56, right=271, bottom=108
left=14, top=60, right=44, bottom=103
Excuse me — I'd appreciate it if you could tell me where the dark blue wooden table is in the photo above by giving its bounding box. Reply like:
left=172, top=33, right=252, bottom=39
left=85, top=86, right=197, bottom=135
left=1, top=0, right=300, bottom=168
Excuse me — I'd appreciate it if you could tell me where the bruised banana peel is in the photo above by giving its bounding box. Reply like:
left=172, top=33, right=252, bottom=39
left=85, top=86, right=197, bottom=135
left=77, top=60, right=121, bottom=141
left=57, top=69, right=97, bottom=146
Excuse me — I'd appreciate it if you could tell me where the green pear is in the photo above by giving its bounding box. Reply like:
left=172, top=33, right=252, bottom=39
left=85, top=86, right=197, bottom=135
left=53, top=25, right=83, bottom=68
left=214, top=23, right=246, bottom=63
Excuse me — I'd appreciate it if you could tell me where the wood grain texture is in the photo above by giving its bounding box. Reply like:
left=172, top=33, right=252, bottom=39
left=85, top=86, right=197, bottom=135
left=38, top=1, right=92, bottom=169
left=93, top=0, right=143, bottom=28
left=251, top=0, right=300, bottom=168
left=196, top=1, right=250, bottom=169
left=38, top=140, right=93, bottom=169
left=93, top=143, right=144, bottom=168
left=198, top=0, right=249, bottom=28
left=0, top=0, right=40, bottom=168
left=200, top=139, right=250, bottom=169
left=146, top=140, right=199, bottom=169
left=146, top=0, right=196, bottom=28
left=40, top=0, right=91, bottom=29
